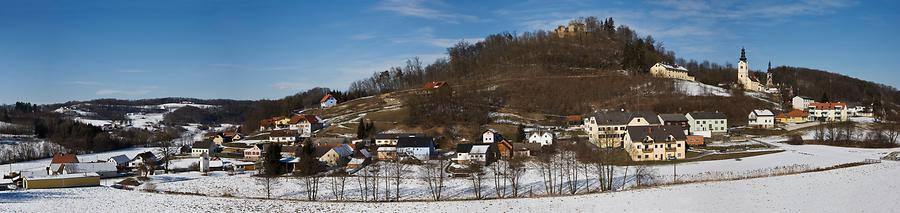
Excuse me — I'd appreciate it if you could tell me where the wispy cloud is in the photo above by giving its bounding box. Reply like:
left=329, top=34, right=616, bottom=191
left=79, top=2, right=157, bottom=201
left=96, top=88, right=154, bottom=96
left=391, top=27, right=483, bottom=48
left=272, top=82, right=310, bottom=90
left=375, top=0, right=478, bottom=23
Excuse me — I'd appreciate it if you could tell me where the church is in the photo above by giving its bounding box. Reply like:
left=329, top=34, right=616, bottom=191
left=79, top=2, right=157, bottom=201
left=736, top=48, right=766, bottom=92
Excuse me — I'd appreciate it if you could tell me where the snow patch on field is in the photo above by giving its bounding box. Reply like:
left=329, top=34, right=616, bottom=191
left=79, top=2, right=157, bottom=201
left=675, top=80, right=730, bottom=97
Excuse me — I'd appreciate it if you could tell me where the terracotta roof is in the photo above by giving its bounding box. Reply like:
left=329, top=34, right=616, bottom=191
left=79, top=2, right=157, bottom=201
left=288, top=114, right=320, bottom=124
left=320, top=94, right=334, bottom=103
left=51, top=153, right=79, bottom=164
left=565, top=115, right=582, bottom=122
left=809, top=102, right=847, bottom=110
left=422, top=81, right=448, bottom=90
left=776, top=109, right=809, bottom=118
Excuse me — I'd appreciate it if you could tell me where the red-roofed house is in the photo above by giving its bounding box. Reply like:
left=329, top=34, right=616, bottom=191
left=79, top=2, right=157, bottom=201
left=776, top=109, right=810, bottom=124
left=51, top=153, right=79, bottom=164
left=807, top=102, right=848, bottom=122
left=288, top=114, right=323, bottom=137
left=320, top=94, right=337, bottom=108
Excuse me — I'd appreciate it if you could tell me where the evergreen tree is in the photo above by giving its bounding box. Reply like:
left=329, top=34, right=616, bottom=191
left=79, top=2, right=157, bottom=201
left=356, top=119, right=368, bottom=139
left=516, top=125, right=525, bottom=142
left=261, top=144, right=283, bottom=176
left=820, top=92, right=830, bottom=103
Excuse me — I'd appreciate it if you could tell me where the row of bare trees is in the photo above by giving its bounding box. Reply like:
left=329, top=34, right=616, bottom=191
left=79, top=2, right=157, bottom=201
left=812, top=121, right=900, bottom=148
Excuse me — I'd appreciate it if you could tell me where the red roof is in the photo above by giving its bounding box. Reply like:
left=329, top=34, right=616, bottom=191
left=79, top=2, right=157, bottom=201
left=422, top=81, right=448, bottom=90
left=288, top=114, right=320, bottom=124
left=320, top=94, right=334, bottom=103
left=51, top=153, right=79, bottom=164
left=809, top=102, right=847, bottom=110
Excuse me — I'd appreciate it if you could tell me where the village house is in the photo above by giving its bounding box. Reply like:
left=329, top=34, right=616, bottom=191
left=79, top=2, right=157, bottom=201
left=512, top=143, right=542, bottom=157
left=582, top=111, right=660, bottom=147
left=454, top=143, right=500, bottom=165
left=287, top=114, right=323, bottom=138
left=748, top=109, right=775, bottom=129
left=211, top=131, right=242, bottom=145
left=346, top=149, right=372, bottom=170
left=376, top=146, right=397, bottom=161
left=649, top=63, right=695, bottom=81
left=658, top=114, right=690, bottom=131
left=51, top=153, right=79, bottom=164
left=320, top=94, right=337, bottom=108
left=269, top=129, right=299, bottom=143
left=527, top=131, right=554, bottom=146
left=107, top=155, right=130, bottom=172
left=281, top=146, right=299, bottom=158
left=776, top=109, right=810, bottom=124
left=397, top=137, right=435, bottom=161
left=686, top=135, right=704, bottom=146
left=373, top=133, right=424, bottom=146
left=480, top=130, right=513, bottom=158
left=792, top=96, right=815, bottom=110
left=808, top=102, right=849, bottom=122
left=623, top=126, right=687, bottom=161
left=243, top=144, right=263, bottom=161
left=47, top=162, right=119, bottom=178
left=190, top=141, right=218, bottom=157
left=318, top=144, right=355, bottom=167
left=686, top=111, right=728, bottom=137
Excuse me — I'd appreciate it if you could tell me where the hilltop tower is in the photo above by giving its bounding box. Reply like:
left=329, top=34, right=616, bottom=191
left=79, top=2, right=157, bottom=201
left=736, top=47, right=763, bottom=91
left=766, top=61, right=775, bottom=88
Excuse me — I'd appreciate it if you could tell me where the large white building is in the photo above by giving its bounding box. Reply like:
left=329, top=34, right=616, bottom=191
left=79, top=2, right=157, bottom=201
left=686, top=111, right=728, bottom=137
left=748, top=109, right=775, bottom=129
left=808, top=102, right=849, bottom=122
left=792, top=96, right=815, bottom=110
left=583, top=111, right=660, bottom=147
left=736, top=48, right=765, bottom=92
left=527, top=131, right=554, bottom=146
left=649, top=63, right=695, bottom=81
left=623, top=126, right=687, bottom=161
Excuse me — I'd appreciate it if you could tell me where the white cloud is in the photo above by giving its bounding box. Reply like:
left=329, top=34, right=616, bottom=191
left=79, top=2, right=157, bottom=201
left=272, top=82, right=310, bottom=90
left=375, top=0, right=478, bottom=23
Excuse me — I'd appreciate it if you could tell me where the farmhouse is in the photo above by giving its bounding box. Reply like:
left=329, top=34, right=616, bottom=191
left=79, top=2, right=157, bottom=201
left=318, top=144, right=354, bottom=167
left=243, top=144, right=263, bottom=161
left=48, top=162, right=119, bottom=178
left=623, top=126, right=687, bottom=161
left=51, top=153, right=79, bottom=164
left=287, top=114, right=322, bottom=138
left=649, top=63, right=695, bottom=81
left=582, top=111, right=660, bottom=147
left=748, top=109, right=775, bottom=129
left=686, top=111, right=728, bottom=137
left=397, top=137, right=435, bottom=161
left=320, top=94, right=337, bottom=108
left=190, top=141, right=218, bottom=157
left=658, top=114, right=690, bottom=130
left=269, top=129, right=299, bottom=143
left=792, top=96, right=815, bottom=110
left=374, top=133, right=425, bottom=146
left=454, top=143, right=499, bottom=165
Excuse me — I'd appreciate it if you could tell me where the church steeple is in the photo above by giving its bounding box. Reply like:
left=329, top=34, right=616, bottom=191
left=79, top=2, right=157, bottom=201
left=768, top=61, right=771, bottom=71
left=739, top=47, right=747, bottom=62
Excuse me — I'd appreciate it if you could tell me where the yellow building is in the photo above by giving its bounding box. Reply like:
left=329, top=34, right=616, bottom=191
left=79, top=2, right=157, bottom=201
left=650, top=63, right=695, bottom=81
left=23, top=173, right=100, bottom=189
left=554, top=23, right=585, bottom=38
left=776, top=109, right=809, bottom=124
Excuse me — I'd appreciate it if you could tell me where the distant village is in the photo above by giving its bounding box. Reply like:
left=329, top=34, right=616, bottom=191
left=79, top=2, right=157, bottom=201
left=0, top=47, right=880, bottom=194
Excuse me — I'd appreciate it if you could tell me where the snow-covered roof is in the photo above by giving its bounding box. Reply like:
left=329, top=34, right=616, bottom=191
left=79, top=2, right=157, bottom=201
left=25, top=173, right=99, bottom=181
left=108, top=155, right=130, bottom=165
left=656, top=63, right=689, bottom=72
left=470, top=145, right=490, bottom=154
left=752, top=109, right=774, bottom=117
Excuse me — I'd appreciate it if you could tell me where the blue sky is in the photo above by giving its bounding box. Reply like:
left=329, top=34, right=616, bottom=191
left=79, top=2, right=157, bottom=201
left=1, top=0, right=898, bottom=104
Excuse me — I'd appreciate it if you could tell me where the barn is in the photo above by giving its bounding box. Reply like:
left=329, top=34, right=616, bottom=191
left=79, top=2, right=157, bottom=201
left=23, top=173, right=100, bottom=189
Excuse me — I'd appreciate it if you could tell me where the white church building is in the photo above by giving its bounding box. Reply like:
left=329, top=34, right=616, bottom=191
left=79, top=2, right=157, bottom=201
left=736, top=48, right=765, bottom=92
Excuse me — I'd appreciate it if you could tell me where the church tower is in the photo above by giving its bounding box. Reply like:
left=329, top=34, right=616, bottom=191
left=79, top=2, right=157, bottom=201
left=766, top=61, right=774, bottom=88
left=737, top=47, right=750, bottom=89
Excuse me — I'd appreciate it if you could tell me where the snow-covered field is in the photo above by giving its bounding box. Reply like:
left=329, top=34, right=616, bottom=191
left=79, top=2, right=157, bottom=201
left=676, top=80, right=731, bottom=97
left=2, top=160, right=898, bottom=212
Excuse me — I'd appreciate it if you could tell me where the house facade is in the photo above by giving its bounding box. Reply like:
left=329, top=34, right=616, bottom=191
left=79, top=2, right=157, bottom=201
left=776, top=109, right=810, bottom=124
left=808, top=102, right=849, bottom=122
left=685, top=112, right=728, bottom=137
left=623, top=126, right=687, bottom=161
left=792, top=96, right=815, bottom=110
left=269, top=129, right=299, bottom=143
left=748, top=109, right=775, bottom=129
left=243, top=145, right=263, bottom=161
left=396, top=137, right=435, bottom=161
left=454, top=143, right=499, bottom=165
left=649, top=63, right=695, bottom=81
left=318, top=144, right=354, bottom=167
left=320, top=94, right=337, bottom=108
left=374, top=133, right=424, bottom=146
left=527, top=131, right=554, bottom=146
left=582, top=111, right=660, bottom=147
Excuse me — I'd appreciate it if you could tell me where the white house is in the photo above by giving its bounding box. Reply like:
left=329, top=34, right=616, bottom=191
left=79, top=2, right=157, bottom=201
left=527, top=131, right=554, bottom=146
left=190, top=141, right=218, bottom=157
left=396, top=137, right=435, bottom=161
left=686, top=111, right=728, bottom=137
left=792, top=96, right=815, bottom=110
left=373, top=133, right=424, bottom=146
left=748, top=109, right=775, bottom=129
left=318, top=144, right=354, bottom=167
left=320, top=94, right=337, bottom=108
left=481, top=130, right=504, bottom=143
left=268, top=129, right=299, bottom=143
left=808, top=102, right=849, bottom=122
left=287, top=114, right=322, bottom=138
left=453, top=143, right=498, bottom=165
left=128, top=152, right=157, bottom=169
